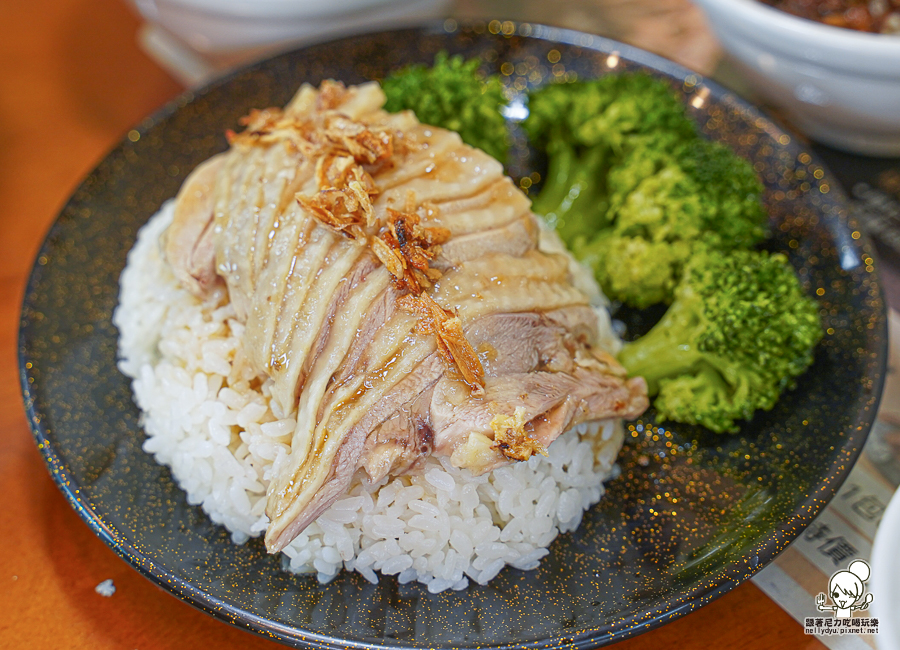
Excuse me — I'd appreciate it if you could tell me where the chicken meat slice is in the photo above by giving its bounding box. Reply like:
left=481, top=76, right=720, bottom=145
left=164, top=80, right=648, bottom=553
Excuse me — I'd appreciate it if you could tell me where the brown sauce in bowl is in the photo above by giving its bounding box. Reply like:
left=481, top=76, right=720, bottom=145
left=761, top=0, right=900, bottom=33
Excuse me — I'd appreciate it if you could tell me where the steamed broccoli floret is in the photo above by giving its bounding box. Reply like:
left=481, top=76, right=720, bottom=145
left=577, top=233, right=694, bottom=308
left=608, top=136, right=767, bottom=251
left=525, top=72, right=696, bottom=152
left=618, top=248, right=823, bottom=433
left=382, top=52, right=509, bottom=163
left=525, top=73, right=768, bottom=308
left=531, top=141, right=611, bottom=243
left=526, top=73, right=695, bottom=240
left=582, top=137, right=768, bottom=306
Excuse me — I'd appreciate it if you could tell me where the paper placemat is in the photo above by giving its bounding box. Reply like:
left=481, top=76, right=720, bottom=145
left=753, top=311, right=900, bottom=649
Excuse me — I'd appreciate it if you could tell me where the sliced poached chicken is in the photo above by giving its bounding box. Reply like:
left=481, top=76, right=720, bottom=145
left=164, top=81, right=648, bottom=553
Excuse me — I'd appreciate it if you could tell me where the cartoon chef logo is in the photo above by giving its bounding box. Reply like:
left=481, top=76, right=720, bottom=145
left=815, top=559, right=874, bottom=618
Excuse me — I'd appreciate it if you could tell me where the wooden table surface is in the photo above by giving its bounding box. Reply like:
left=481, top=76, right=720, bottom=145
left=0, top=1, right=826, bottom=648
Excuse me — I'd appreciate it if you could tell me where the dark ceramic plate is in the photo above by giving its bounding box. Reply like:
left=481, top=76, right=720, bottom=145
left=19, top=21, right=887, bottom=649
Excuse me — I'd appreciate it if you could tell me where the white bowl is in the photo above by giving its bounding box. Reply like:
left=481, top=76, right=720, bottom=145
left=871, top=486, right=900, bottom=649
left=129, top=0, right=449, bottom=55
left=691, top=0, right=900, bottom=156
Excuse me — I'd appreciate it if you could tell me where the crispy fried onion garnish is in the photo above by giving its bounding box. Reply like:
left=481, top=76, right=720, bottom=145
left=320, top=113, right=394, bottom=168
left=489, top=407, right=548, bottom=462
left=397, top=292, right=485, bottom=393
left=379, top=208, right=485, bottom=392
left=226, top=82, right=395, bottom=172
left=316, top=80, right=348, bottom=110
left=297, top=164, right=378, bottom=240
left=377, top=209, right=486, bottom=392
left=230, top=82, right=485, bottom=392
left=287, top=98, right=391, bottom=241
left=372, top=209, right=449, bottom=293
left=226, top=108, right=317, bottom=155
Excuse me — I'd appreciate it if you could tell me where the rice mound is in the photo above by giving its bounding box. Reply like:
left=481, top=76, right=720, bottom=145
left=114, top=202, right=625, bottom=593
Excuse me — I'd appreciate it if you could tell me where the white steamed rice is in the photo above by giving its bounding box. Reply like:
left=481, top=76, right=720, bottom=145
left=113, top=201, right=625, bottom=593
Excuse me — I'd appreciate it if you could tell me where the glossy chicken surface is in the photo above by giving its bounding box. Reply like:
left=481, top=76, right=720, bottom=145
left=164, top=81, right=648, bottom=553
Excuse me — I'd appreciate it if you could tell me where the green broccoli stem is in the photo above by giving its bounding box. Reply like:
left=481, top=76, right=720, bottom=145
left=617, top=286, right=708, bottom=394
left=618, top=284, right=762, bottom=414
left=531, top=139, right=577, bottom=217
left=557, top=147, right=610, bottom=242
left=531, top=143, right=610, bottom=244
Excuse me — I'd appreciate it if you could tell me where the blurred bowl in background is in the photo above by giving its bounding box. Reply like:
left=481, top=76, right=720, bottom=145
left=692, top=0, right=900, bottom=156
left=129, top=0, right=450, bottom=62
left=871, top=486, right=900, bottom=649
